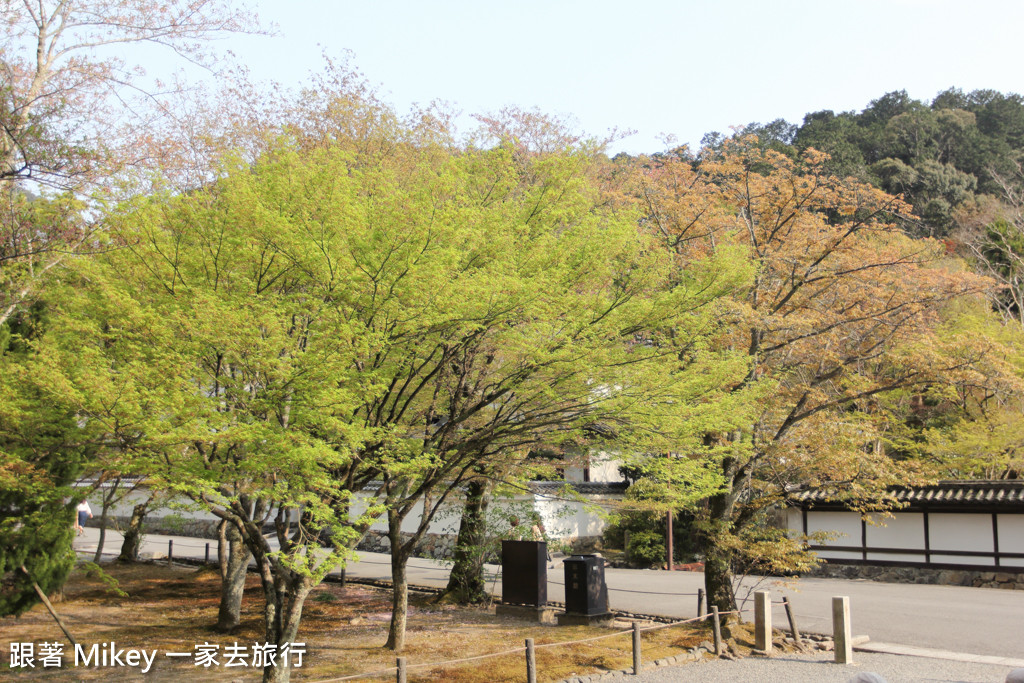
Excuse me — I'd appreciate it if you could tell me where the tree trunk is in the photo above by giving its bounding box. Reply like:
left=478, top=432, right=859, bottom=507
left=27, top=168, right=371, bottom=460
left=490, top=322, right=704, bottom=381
left=701, top=531, right=737, bottom=614
left=118, top=497, right=150, bottom=563
left=93, top=513, right=107, bottom=563
left=218, top=520, right=229, bottom=577
left=93, top=478, right=120, bottom=563
left=217, top=522, right=251, bottom=632
left=441, top=479, right=490, bottom=604
left=698, top=489, right=740, bottom=615
left=384, top=517, right=409, bottom=652
left=255, top=559, right=312, bottom=683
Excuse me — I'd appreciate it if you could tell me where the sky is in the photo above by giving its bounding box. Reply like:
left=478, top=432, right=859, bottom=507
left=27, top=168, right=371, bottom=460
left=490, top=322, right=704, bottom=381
left=207, top=0, right=1024, bottom=154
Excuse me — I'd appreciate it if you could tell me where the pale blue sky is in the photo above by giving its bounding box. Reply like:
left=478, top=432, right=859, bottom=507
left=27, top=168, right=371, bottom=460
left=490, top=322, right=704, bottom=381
left=215, top=0, right=1023, bottom=153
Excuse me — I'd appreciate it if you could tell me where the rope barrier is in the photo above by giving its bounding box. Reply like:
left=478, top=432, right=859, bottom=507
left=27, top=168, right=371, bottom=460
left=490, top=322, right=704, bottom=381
left=306, top=609, right=744, bottom=683
left=545, top=579, right=700, bottom=597
left=305, top=645, right=530, bottom=682
left=406, top=645, right=528, bottom=670
left=637, top=609, right=741, bottom=633
left=306, top=665, right=400, bottom=682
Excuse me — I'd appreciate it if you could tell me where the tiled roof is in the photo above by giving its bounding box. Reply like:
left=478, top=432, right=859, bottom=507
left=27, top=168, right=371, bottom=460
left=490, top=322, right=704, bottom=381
left=529, top=481, right=629, bottom=496
left=73, top=476, right=148, bottom=489
left=789, top=480, right=1024, bottom=511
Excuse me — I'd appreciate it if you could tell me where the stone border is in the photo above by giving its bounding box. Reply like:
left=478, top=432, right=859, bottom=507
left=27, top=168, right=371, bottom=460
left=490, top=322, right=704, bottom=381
left=811, top=563, right=1024, bottom=590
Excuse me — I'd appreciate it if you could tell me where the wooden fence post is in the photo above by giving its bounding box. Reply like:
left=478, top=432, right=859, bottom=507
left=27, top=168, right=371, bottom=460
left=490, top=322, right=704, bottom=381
left=783, top=596, right=801, bottom=642
left=711, top=606, right=722, bottom=656
left=754, top=590, right=771, bottom=653
left=525, top=638, right=536, bottom=683
left=697, top=588, right=705, bottom=617
left=396, top=656, right=407, bottom=683
left=167, top=540, right=173, bottom=568
left=204, top=543, right=210, bottom=564
left=832, top=596, right=852, bottom=664
left=632, top=622, right=641, bottom=675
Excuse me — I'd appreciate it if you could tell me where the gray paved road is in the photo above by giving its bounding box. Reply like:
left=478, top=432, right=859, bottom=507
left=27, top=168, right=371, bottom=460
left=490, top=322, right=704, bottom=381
left=603, top=651, right=1015, bottom=683
left=75, top=529, right=1024, bottom=662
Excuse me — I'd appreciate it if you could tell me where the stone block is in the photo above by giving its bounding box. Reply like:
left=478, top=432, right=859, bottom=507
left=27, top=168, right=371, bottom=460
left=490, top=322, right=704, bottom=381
left=495, top=604, right=557, bottom=624
left=937, top=570, right=967, bottom=585
left=556, top=611, right=616, bottom=627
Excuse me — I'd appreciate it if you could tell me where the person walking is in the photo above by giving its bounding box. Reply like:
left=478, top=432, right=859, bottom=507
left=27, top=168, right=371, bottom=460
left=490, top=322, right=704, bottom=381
left=76, top=499, right=93, bottom=535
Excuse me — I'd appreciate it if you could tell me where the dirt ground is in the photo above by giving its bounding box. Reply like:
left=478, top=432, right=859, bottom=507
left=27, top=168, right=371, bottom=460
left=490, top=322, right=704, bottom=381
left=1, top=563, right=713, bottom=681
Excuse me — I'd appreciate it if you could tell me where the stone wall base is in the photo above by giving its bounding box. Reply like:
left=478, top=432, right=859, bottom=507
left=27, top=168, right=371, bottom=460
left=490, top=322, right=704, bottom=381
left=84, top=515, right=220, bottom=541
left=811, top=562, right=1024, bottom=590
left=86, top=516, right=603, bottom=563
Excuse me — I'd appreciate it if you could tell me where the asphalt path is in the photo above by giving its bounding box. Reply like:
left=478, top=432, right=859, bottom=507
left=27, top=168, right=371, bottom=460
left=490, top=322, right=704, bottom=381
left=605, top=651, right=1016, bottom=683
left=75, top=528, right=1024, bottom=663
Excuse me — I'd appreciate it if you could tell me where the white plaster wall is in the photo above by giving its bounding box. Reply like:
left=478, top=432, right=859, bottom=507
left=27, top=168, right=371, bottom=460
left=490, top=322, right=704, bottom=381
left=79, top=484, right=619, bottom=542
left=865, top=512, right=925, bottom=550
left=865, top=552, right=922, bottom=562
left=563, top=466, right=587, bottom=482
left=929, top=513, right=993, bottom=552
left=535, top=495, right=614, bottom=539
left=349, top=494, right=457, bottom=536
left=79, top=486, right=216, bottom=522
left=793, top=507, right=1024, bottom=569
left=350, top=489, right=618, bottom=541
left=930, top=554, right=991, bottom=566
left=813, top=549, right=863, bottom=560
left=588, top=452, right=625, bottom=483
left=807, top=511, right=861, bottom=546
left=997, top=514, right=1024, bottom=567
left=998, top=515, right=1024, bottom=552
left=786, top=509, right=803, bottom=535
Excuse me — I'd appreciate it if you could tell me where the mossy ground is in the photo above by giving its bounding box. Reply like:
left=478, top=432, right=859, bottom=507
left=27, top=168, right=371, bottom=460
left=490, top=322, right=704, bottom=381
left=1, top=562, right=712, bottom=681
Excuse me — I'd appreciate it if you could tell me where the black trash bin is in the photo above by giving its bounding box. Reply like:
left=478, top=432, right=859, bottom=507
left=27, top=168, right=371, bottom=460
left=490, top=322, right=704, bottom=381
left=501, top=540, right=548, bottom=606
left=562, top=554, right=609, bottom=615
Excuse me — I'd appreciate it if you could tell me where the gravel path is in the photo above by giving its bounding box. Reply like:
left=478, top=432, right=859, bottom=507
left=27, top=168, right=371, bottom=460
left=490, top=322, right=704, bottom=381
left=595, top=651, right=1014, bottom=683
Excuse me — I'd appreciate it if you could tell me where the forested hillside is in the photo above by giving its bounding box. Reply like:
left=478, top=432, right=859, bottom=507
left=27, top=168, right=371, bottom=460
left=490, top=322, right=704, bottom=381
left=722, top=88, right=1024, bottom=240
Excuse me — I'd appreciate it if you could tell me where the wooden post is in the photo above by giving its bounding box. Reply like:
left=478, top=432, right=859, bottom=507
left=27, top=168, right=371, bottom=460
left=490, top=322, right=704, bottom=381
left=832, top=596, right=852, bottom=664
left=525, top=638, right=536, bottom=683
left=204, top=543, right=210, bottom=564
left=396, top=656, right=407, bottom=683
left=783, top=596, right=801, bottom=642
left=339, top=566, right=347, bottom=588
left=711, top=606, right=722, bottom=656
left=665, top=512, right=674, bottom=570
left=754, top=590, right=771, bottom=653
left=632, top=621, right=641, bottom=675
left=624, top=530, right=631, bottom=563
left=697, top=588, right=706, bottom=617
left=167, top=539, right=173, bottom=568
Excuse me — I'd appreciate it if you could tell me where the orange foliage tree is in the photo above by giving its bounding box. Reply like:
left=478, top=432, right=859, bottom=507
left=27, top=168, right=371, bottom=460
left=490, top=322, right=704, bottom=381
left=635, top=137, right=1000, bottom=612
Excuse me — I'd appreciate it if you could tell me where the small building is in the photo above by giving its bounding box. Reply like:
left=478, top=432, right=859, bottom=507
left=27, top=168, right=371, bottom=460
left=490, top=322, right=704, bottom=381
left=786, top=480, right=1024, bottom=588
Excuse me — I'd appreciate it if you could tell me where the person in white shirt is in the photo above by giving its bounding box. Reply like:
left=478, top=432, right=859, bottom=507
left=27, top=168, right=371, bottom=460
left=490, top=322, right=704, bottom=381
left=75, top=500, right=92, bottom=535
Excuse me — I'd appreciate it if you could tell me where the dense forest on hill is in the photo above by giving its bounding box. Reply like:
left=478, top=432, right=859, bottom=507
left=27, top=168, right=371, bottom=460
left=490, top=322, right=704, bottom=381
left=711, top=88, right=1024, bottom=240
left=684, top=89, right=1024, bottom=339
